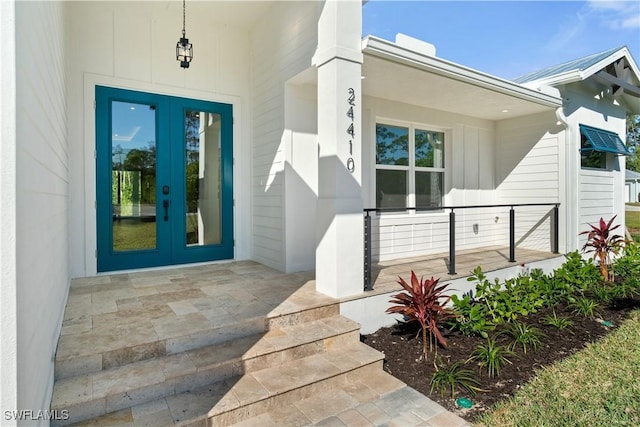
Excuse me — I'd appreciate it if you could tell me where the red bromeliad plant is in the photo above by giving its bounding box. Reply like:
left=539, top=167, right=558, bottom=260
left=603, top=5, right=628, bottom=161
left=580, top=215, right=625, bottom=281
left=386, top=271, right=454, bottom=358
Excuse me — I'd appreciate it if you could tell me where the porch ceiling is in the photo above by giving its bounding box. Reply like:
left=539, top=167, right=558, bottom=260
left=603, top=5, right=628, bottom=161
left=361, top=37, right=563, bottom=121
left=168, top=1, right=272, bottom=28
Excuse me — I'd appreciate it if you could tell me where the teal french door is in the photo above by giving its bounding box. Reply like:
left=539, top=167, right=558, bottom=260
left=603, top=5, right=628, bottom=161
left=96, top=86, right=233, bottom=272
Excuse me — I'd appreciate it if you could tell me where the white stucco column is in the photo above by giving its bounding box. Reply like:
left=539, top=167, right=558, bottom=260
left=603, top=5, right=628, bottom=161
left=313, top=0, right=364, bottom=298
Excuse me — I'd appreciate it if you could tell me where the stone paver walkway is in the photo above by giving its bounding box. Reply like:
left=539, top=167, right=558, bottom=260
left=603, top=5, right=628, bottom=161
left=233, top=385, right=471, bottom=427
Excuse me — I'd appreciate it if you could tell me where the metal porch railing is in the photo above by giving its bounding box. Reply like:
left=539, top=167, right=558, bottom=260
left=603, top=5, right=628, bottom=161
left=363, top=203, right=560, bottom=291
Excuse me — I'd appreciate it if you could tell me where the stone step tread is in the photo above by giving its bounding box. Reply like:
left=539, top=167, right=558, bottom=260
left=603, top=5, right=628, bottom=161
left=56, top=297, right=339, bottom=363
left=230, top=383, right=471, bottom=427
left=207, top=343, right=384, bottom=418
left=65, top=344, right=385, bottom=427
left=55, top=303, right=340, bottom=380
left=52, top=315, right=360, bottom=413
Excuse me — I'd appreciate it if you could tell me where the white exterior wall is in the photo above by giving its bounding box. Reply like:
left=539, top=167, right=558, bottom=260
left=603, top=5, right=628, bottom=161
left=0, top=0, right=17, bottom=422
left=11, top=1, right=69, bottom=419
left=362, top=96, right=501, bottom=261
left=65, top=1, right=254, bottom=277
left=495, top=111, right=563, bottom=252
left=249, top=1, right=321, bottom=271
left=562, top=85, right=627, bottom=249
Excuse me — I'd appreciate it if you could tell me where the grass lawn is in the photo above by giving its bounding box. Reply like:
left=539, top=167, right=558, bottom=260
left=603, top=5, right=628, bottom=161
left=627, top=210, right=640, bottom=242
left=477, top=310, right=640, bottom=426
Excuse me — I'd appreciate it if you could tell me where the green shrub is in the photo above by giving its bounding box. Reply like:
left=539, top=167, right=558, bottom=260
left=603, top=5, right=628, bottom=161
left=449, top=293, right=495, bottom=339
left=553, top=252, right=601, bottom=294
left=466, top=267, right=544, bottom=325
left=614, top=242, right=640, bottom=280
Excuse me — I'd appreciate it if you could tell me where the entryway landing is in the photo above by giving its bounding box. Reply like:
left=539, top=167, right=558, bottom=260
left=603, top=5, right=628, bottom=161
left=53, top=261, right=469, bottom=426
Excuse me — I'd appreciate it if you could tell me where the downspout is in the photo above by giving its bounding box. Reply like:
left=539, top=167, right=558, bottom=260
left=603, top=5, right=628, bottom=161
left=555, top=104, right=577, bottom=253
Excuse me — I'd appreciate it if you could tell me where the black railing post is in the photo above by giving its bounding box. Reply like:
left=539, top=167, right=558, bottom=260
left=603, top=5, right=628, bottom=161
left=449, top=210, right=456, bottom=275
left=364, top=212, right=372, bottom=291
left=509, top=206, right=516, bottom=262
left=553, top=204, right=559, bottom=254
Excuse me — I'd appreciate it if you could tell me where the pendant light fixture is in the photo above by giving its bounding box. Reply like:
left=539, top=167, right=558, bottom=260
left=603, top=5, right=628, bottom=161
left=176, top=0, right=193, bottom=69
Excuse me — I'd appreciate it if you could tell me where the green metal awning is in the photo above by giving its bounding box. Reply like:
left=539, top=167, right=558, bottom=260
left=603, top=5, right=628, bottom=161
left=579, top=124, right=632, bottom=156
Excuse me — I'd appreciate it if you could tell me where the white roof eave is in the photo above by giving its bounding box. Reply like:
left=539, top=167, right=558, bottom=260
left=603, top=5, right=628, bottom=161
left=361, top=35, right=562, bottom=109
left=520, top=70, right=585, bottom=89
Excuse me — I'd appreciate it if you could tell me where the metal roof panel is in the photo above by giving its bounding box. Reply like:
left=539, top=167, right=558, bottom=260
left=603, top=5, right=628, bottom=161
left=514, top=47, right=623, bottom=84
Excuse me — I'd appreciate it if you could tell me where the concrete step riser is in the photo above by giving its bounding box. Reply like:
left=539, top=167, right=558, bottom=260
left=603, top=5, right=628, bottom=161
left=53, top=316, right=358, bottom=425
left=55, top=303, right=340, bottom=381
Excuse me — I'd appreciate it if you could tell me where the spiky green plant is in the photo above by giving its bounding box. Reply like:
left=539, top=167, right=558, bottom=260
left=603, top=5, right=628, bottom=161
left=430, top=360, right=482, bottom=397
left=542, top=310, right=574, bottom=330
left=570, top=297, right=600, bottom=319
left=387, top=272, right=454, bottom=357
left=505, top=322, right=544, bottom=354
left=468, top=337, right=514, bottom=378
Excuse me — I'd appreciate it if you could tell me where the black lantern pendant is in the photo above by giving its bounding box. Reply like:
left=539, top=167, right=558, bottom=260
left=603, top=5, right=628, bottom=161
left=176, top=0, right=193, bottom=68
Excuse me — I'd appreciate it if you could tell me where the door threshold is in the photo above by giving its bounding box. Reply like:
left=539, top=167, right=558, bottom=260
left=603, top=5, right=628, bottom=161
left=96, top=258, right=238, bottom=276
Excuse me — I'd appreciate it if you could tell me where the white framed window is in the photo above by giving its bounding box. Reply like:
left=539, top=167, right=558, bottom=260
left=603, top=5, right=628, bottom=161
left=375, top=121, right=445, bottom=209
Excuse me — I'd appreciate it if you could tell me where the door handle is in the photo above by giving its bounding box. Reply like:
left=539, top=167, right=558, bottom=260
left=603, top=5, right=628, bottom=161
left=163, top=200, right=169, bottom=221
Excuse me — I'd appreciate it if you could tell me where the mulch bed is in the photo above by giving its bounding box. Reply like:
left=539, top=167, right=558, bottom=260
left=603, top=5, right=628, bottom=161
left=362, top=298, right=640, bottom=423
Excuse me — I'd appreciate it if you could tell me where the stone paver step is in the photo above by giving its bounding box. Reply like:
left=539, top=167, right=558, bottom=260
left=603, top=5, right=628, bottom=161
left=52, top=315, right=360, bottom=425
left=65, top=343, right=385, bottom=427
left=205, top=343, right=384, bottom=426
left=231, top=380, right=471, bottom=427
left=55, top=300, right=340, bottom=380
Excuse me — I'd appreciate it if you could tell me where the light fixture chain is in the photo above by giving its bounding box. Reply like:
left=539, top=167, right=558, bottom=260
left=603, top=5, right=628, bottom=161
left=182, top=0, right=186, bottom=37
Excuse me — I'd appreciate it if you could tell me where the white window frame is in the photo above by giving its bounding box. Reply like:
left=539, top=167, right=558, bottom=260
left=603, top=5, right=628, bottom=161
left=373, top=118, right=448, bottom=212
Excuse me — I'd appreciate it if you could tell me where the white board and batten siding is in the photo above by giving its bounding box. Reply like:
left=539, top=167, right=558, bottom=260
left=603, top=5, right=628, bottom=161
left=496, top=112, right=562, bottom=253
left=579, top=170, right=615, bottom=242
left=13, top=1, right=69, bottom=420
left=250, top=2, right=321, bottom=271
left=362, top=96, right=507, bottom=262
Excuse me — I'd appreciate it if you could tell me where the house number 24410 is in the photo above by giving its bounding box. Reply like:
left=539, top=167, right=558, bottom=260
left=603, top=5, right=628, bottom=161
left=346, top=88, right=356, bottom=173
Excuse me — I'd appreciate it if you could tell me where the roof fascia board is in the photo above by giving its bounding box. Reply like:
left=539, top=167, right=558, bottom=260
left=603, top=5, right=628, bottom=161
left=362, top=36, right=561, bottom=108
left=582, top=47, right=640, bottom=84
left=520, top=70, right=584, bottom=88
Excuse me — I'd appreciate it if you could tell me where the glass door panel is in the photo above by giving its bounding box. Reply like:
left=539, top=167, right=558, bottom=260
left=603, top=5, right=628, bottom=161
left=185, top=110, right=222, bottom=246
left=97, top=85, right=233, bottom=272
left=111, top=101, right=157, bottom=251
